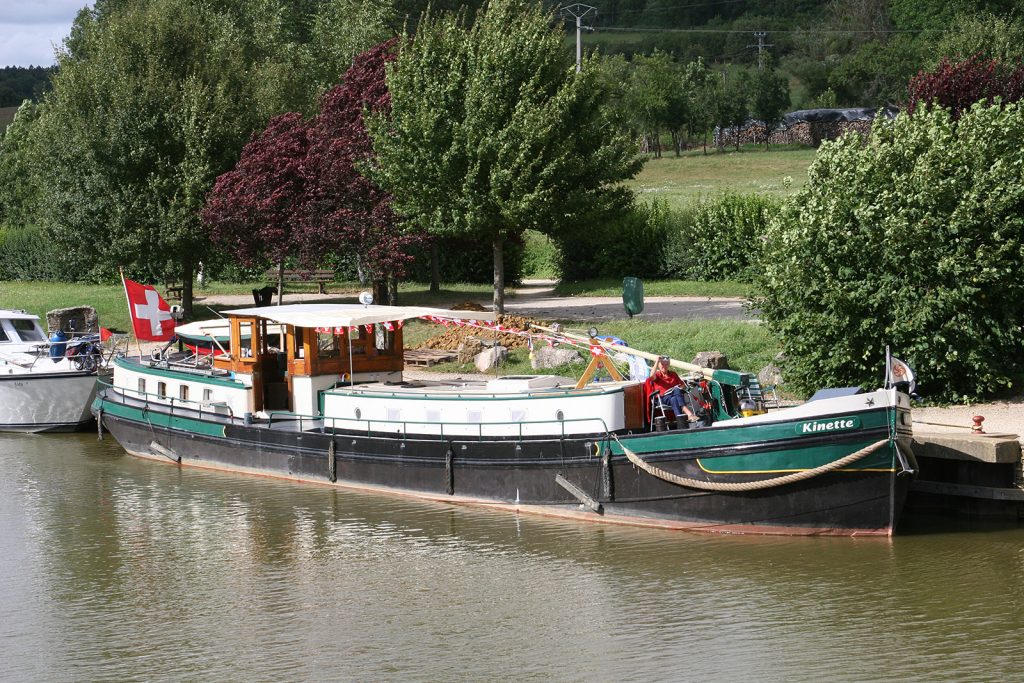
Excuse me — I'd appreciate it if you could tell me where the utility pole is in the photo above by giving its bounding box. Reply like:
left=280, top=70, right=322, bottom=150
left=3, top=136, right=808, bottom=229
left=561, top=3, right=596, bottom=73
left=749, top=31, right=773, bottom=70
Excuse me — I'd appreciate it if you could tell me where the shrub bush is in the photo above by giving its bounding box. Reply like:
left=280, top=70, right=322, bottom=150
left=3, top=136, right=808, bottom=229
left=555, top=199, right=672, bottom=282
left=0, top=225, right=64, bottom=280
left=661, top=193, right=780, bottom=282
left=756, top=103, right=1024, bottom=402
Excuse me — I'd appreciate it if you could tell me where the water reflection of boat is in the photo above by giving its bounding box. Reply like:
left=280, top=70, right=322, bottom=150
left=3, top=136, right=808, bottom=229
left=0, top=309, right=106, bottom=432
left=93, top=303, right=916, bottom=536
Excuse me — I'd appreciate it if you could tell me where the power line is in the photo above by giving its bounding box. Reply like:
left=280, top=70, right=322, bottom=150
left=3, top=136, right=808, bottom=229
left=748, top=31, right=773, bottom=69
left=560, top=3, right=598, bottom=73
left=593, top=26, right=946, bottom=34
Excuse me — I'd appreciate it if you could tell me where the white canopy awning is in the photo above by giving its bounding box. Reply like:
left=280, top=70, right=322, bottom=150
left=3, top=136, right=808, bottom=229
left=223, top=303, right=496, bottom=329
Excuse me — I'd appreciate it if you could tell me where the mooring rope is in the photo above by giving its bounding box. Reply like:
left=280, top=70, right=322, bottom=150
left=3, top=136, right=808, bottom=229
left=610, top=435, right=890, bottom=492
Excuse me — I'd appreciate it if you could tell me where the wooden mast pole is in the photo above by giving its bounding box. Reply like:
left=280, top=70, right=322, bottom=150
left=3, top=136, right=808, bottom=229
left=529, top=324, right=714, bottom=380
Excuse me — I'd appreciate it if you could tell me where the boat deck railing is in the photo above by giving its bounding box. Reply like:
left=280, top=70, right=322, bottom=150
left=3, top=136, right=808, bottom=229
left=266, top=411, right=613, bottom=442
left=323, top=380, right=626, bottom=401
left=98, top=379, right=239, bottom=423
left=98, top=379, right=613, bottom=442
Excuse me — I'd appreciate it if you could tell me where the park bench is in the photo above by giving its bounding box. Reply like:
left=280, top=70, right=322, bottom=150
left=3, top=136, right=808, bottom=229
left=264, top=269, right=334, bottom=294
left=164, top=282, right=184, bottom=301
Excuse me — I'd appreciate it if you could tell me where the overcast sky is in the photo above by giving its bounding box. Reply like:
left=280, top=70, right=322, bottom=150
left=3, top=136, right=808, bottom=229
left=0, top=1, right=91, bottom=68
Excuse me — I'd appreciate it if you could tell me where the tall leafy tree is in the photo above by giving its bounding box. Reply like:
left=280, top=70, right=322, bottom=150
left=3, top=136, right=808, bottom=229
left=0, top=101, right=42, bottom=229
left=749, top=60, right=790, bottom=150
left=927, top=12, right=1024, bottom=65
left=28, top=0, right=397, bottom=315
left=757, top=102, right=1024, bottom=401
left=681, top=58, right=717, bottom=154
left=716, top=67, right=750, bottom=151
left=202, top=113, right=311, bottom=305
left=368, top=0, right=641, bottom=313
left=628, top=50, right=678, bottom=158
left=302, top=39, right=425, bottom=305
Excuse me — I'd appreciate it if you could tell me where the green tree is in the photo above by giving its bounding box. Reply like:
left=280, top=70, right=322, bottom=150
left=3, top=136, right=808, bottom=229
left=756, top=103, right=1024, bottom=402
left=369, top=0, right=640, bottom=313
left=715, top=67, right=750, bottom=151
left=927, top=11, right=1024, bottom=66
left=626, top=50, right=678, bottom=158
left=0, top=101, right=42, bottom=229
left=827, top=35, right=925, bottom=106
left=591, top=54, right=634, bottom=135
left=749, top=60, right=790, bottom=150
left=28, top=0, right=394, bottom=315
left=682, top=57, right=718, bottom=153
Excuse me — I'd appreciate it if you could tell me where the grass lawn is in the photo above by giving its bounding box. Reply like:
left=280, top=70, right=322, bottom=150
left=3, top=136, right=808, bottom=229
left=628, top=145, right=816, bottom=210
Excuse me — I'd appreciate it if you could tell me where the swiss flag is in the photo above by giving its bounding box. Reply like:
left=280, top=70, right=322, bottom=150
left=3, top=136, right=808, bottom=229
left=123, top=278, right=176, bottom=341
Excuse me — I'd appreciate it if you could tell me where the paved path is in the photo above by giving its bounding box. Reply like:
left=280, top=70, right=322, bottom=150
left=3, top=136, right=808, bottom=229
left=193, top=280, right=755, bottom=322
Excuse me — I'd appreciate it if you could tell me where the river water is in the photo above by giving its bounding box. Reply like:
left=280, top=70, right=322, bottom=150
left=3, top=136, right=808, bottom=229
left=2, top=432, right=1023, bottom=682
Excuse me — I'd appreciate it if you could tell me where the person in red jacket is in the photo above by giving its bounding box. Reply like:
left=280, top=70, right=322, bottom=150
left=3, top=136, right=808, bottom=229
left=647, top=356, right=697, bottom=426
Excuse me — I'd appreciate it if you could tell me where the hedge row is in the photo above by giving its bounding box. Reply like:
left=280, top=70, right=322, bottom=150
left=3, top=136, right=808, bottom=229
left=0, top=226, right=65, bottom=281
left=555, top=194, right=781, bottom=283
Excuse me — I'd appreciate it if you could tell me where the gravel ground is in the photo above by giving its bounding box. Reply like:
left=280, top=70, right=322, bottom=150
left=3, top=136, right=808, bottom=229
left=913, top=397, right=1024, bottom=440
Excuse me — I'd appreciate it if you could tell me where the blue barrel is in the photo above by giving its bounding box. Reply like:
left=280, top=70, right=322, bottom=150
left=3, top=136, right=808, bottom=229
left=49, top=330, right=68, bottom=358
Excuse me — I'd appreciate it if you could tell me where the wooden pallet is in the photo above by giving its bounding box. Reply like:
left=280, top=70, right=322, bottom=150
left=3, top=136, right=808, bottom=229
left=404, top=349, right=458, bottom=367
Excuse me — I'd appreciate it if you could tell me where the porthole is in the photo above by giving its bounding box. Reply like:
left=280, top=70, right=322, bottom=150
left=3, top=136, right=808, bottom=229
left=556, top=410, right=564, bottom=421
left=354, top=407, right=362, bottom=420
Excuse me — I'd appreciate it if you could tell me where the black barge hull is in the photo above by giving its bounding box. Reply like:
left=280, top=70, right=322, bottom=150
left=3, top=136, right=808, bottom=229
left=95, top=391, right=913, bottom=536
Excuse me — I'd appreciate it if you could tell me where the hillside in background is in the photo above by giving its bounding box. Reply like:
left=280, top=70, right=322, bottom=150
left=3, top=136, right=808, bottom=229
left=0, top=66, right=53, bottom=107
left=577, top=0, right=1021, bottom=108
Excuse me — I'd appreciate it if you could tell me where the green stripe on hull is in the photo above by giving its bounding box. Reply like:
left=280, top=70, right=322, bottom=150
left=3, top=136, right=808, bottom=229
left=96, top=398, right=227, bottom=438
left=698, top=439, right=894, bottom=473
left=612, top=410, right=898, bottom=472
left=615, top=410, right=892, bottom=454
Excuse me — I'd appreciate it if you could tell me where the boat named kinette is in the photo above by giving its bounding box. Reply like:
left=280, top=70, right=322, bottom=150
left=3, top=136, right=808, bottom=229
left=93, top=302, right=916, bottom=536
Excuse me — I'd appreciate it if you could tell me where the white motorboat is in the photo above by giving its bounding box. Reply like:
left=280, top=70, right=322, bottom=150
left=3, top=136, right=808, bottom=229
left=0, top=309, right=106, bottom=432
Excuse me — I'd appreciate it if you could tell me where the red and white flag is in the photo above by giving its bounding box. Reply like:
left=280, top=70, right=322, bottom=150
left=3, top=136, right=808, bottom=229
left=123, top=278, right=176, bottom=341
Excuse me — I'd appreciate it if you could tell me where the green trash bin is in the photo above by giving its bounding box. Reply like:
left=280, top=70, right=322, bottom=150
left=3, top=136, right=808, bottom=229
left=622, top=277, right=644, bottom=317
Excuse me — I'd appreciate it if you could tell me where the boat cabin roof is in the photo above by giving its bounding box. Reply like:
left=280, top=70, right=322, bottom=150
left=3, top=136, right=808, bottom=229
left=0, top=309, right=40, bottom=321
left=224, top=303, right=496, bottom=329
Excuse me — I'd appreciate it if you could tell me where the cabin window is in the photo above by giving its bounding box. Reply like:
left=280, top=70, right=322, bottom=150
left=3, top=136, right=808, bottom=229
left=179, top=385, right=189, bottom=401
left=157, top=382, right=167, bottom=398
left=203, top=388, right=213, bottom=402
left=349, top=327, right=367, bottom=356
left=238, top=321, right=253, bottom=358
left=137, top=378, right=146, bottom=395
left=12, top=319, right=45, bottom=341
left=0, top=326, right=8, bottom=343
left=317, top=332, right=340, bottom=359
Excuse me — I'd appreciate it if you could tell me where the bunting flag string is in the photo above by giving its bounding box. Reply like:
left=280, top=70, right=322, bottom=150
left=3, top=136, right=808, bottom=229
left=313, top=320, right=406, bottom=336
